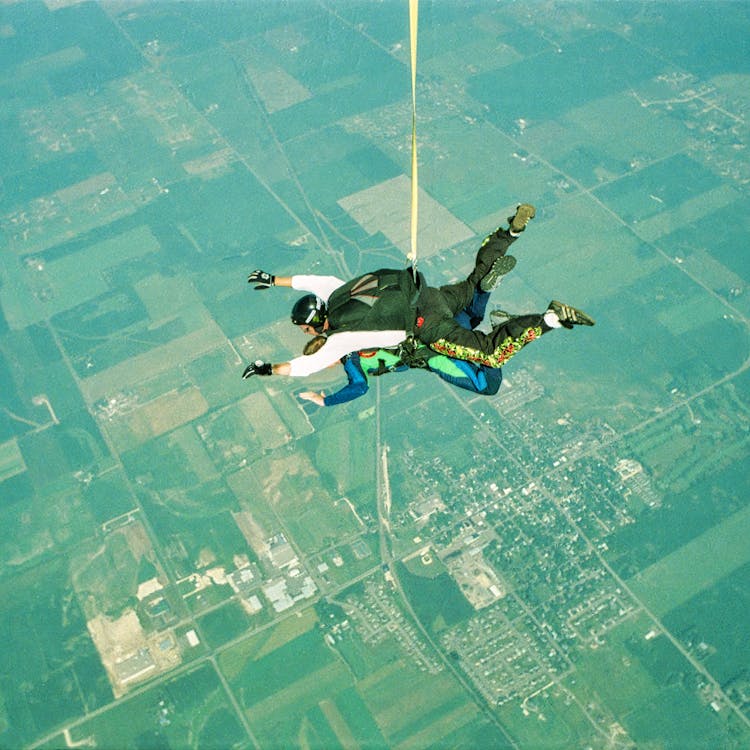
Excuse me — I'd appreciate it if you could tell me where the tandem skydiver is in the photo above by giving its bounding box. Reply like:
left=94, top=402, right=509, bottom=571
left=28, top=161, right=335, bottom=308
left=296, top=282, right=505, bottom=407
left=241, top=204, right=594, bottom=385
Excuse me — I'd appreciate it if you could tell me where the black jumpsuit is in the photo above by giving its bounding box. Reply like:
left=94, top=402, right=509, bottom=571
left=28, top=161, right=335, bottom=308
left=415, top=227, right=549, bottom=369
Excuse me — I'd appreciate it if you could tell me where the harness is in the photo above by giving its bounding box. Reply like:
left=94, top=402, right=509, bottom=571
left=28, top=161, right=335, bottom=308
left=395, top=336, right=431, bottom=369
left=358, top=348, right=408, bottom=377
left=356, top=338, right=430, bottom=376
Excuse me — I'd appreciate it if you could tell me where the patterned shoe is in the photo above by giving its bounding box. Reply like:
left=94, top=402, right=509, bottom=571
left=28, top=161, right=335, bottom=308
left=547, top=300, right=596, bottom=329
left=508, top=203, right=536, bottom=234
left=480, top=254, right=517, bottom=292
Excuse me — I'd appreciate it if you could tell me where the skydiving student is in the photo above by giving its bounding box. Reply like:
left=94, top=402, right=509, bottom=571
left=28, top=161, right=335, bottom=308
left=298, top=287, right=504, bottom=407
left=241, top=204, right=595, bottom=382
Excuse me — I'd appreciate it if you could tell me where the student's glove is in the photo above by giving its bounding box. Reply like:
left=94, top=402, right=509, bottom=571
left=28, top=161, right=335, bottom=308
left=247, top=270, right=275, bottom=289
left=242, top=360, right=272, bottom=378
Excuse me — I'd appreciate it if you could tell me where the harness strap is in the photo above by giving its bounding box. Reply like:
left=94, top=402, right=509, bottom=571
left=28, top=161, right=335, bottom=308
left=370, top=358, right=394, bottom=377
left=397, top=336, right=430, bottom=369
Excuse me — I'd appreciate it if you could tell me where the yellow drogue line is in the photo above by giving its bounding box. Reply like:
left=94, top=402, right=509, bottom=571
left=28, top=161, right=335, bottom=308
left=408, top=0, right=419, bottom=277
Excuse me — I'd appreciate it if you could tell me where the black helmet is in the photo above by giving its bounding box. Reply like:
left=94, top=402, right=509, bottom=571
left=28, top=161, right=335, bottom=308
left=291, top=294, right=327, bottom=328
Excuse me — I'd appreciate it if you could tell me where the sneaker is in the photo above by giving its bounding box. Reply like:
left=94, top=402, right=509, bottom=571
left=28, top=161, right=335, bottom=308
left=508, top=203, right=536, bottom=234
left=547, top=300, right=596, bottom=329
left=480, top=254, right=517, bottom=292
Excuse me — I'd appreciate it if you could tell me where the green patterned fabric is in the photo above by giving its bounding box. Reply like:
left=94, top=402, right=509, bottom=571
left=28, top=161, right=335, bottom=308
left=429, top=325, right=542, bottom=369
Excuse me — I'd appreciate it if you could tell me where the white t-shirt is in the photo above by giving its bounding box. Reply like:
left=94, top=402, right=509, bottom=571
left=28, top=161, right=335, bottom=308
left=287, top=274, right=407, bottom=377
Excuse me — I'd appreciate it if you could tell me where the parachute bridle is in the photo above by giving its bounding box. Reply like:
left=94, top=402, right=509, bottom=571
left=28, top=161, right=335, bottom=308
left=407, top=0, right=419, bottom=283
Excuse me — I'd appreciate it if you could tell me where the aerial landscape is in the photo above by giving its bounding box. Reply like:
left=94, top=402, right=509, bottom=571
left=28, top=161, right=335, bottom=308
left=1, top=1, right=749, bottom=748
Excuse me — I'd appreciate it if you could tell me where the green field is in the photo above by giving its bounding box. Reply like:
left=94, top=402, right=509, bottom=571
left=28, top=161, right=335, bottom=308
left=664, top=561, right=750, bottom=685
left=79, top=321, right=229, bottom=403
left=1, top=2, right=750, bottom=748
left=0, top=556, right=112, bottom=747
left=74, top=663, right=247, bottom=750
left=628, top=502, right=750, bottom=617
left=0, top=438, right=25, bottom=482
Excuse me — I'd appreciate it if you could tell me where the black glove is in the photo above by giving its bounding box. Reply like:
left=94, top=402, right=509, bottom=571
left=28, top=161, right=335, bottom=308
left=242, top=360, right=272, bottom=379
left=247, top=269, right=275, bottom=290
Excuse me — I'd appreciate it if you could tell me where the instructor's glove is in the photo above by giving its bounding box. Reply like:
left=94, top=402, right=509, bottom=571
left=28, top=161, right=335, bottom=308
left=247, top=269, right=275, bottom=290
left=242, top=360, right=272, bottom=379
